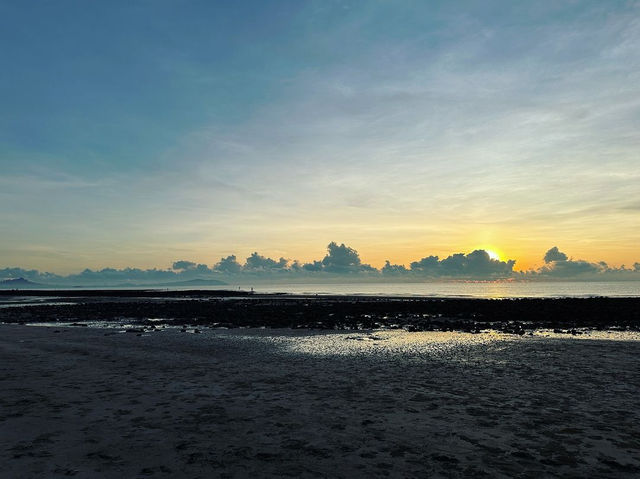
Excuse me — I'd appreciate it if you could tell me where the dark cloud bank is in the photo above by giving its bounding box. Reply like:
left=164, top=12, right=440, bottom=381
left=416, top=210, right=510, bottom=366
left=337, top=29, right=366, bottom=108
left=2, top=243, right=639, bottom=286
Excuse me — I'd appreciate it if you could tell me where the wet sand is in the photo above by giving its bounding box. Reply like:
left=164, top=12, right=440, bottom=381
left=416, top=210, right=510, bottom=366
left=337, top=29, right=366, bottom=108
left=1, top=324, right=639, bottom=478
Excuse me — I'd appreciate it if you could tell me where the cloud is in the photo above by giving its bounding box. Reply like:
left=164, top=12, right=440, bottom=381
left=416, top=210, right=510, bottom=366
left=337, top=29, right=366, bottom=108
left=447, top=250, right=516, bottom=277
left=0, top=267, right=64, bottom=283
left=2, top=263, right=218, bottom=286
left=243, top=252, right=288, bottom=272
left=321, top=242, right=361, bottom=273
left=533, top=247, right=614, bottom=278
left=68, top=268, right=174, bottom=284
left=3, top=243, right=640, bottom=285
left=407, top=250, right=516, bottom=278
left=544, top=246, right=568, bottom=263
left=213, top=255, right=242, bottom=274
left=537, top=260, right=601, bottom=276
left=381, top=260, right=408, bottom=275
left=172, top=261, right=213, bottom=275
left=302, top=260, right=323, bottom=272
left=320, top=242, right=376, bottom=273
left=2, top=2, right=639, bottom=276
left=172, top=260, right=197, bottom=270
left=537, top=260, right=603, bottom=277
left=410, top=255, right=440, bottom=273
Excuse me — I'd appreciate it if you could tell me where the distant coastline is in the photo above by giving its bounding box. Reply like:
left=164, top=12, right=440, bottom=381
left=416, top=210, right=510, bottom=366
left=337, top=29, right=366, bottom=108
left=0, top=277, right=226, bottom=290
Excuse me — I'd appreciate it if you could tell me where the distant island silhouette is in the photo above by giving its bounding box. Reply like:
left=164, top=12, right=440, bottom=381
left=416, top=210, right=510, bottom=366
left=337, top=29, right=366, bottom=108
left=0, top=278, right=44, bottom=288
left=0, top=277, right=226, bottom=290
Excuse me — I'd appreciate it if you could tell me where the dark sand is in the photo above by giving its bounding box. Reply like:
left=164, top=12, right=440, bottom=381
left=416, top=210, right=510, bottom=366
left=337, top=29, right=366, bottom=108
left=1, top=324, right=639, bottom=478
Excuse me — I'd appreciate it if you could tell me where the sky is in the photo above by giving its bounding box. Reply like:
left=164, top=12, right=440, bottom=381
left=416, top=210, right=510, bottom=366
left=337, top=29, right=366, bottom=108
left=1, top=0, right=639, bottom=274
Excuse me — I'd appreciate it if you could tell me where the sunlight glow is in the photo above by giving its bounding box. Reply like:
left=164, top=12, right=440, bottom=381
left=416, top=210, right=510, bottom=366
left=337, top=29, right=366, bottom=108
left=485, top=250, right=501, bottom=261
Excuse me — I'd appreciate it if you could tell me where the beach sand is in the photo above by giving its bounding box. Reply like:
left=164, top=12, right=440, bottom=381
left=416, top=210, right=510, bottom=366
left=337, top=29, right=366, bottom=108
left=1, top=324, right=639, bottom=478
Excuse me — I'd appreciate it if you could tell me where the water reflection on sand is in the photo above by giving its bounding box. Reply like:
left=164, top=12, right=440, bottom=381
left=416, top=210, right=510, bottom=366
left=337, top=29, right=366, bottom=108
left=220, top=328, right=640, bottom=359
left=3, top=324, right=640, bottom=477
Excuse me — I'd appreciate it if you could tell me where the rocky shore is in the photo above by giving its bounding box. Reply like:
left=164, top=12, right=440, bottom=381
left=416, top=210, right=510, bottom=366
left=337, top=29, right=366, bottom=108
left=1, top=292, right=639, bottom=334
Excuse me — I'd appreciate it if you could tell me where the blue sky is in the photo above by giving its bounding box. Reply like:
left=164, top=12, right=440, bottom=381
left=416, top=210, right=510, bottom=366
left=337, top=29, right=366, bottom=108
left=1, top=0, right=639, bottom=272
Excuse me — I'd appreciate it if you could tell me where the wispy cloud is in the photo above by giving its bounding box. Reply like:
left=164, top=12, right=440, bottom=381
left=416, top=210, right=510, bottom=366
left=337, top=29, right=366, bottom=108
left=1, top=1, right=638, bottom=271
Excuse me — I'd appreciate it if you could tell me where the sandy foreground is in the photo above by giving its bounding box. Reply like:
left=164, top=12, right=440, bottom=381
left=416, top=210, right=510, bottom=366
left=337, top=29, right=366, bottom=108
left=1, top=325, right=639, bottom=478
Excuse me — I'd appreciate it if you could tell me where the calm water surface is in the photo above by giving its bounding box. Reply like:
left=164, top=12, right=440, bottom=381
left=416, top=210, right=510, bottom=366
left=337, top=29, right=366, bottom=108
left=217, top=281, right=640, bottom=298
left=3, top=281, right=640, bottom=299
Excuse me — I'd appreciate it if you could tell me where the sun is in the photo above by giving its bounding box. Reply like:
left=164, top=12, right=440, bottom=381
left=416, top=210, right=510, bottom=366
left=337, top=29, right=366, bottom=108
left=473, top=244, right=504, bottom=261
left=485, top=249, right=501, bottom=261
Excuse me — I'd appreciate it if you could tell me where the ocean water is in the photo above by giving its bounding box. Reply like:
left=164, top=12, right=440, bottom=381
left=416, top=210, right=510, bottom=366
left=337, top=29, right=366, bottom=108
left=172, top=281, right=640, bottom=298
left=4, top=281, right=639, bottom=299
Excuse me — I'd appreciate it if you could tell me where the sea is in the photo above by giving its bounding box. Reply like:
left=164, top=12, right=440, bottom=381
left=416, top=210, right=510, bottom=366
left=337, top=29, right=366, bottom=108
left=165, top=281, right=640, bottom=299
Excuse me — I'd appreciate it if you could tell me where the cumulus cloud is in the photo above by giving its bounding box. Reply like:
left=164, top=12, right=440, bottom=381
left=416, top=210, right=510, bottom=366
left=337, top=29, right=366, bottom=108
left=410, top=255, right=440, bottom=273
left=381, top=261, right=408, bottom=275
left=0, top=267, right=64, bottom=283
left=172, top=261, right=213, bottom=275
left=243, top=252, right=288, bottom=272
left=543, top=246, right=568, bottom=263
left=444, top=250, right=516, bottom=277
left=1, top=263, right=224, bottom=286
left=288, top=260, right=302, bottom=271
left=536, top=246, right=604, bottom=277
left=172, top=260, right=197, bottom=270
left=531, top=247, right=629, bottom=278
left=3, top=243, right=640, bottom=285
left=407, top=250, right=516, bottom=278
left=321, top=242, right=361, bottom=272
left=213, top=255, right=242, bottom=274
left=539, top=260, right=603, bottom=277
left=302, top=260, right=323, bottom=272
left=320, top=242, right=376, bottom=273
